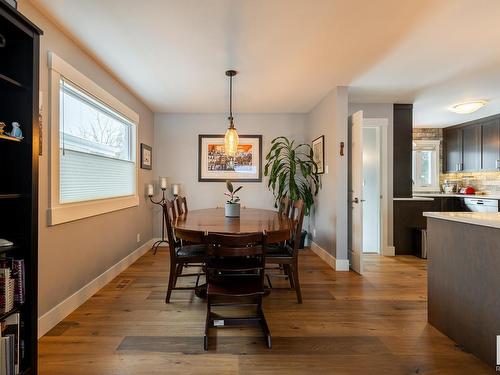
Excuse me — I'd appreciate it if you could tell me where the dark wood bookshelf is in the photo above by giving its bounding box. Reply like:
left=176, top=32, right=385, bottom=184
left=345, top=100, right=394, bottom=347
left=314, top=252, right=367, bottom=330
left=0, top=1, right=42, bottom=374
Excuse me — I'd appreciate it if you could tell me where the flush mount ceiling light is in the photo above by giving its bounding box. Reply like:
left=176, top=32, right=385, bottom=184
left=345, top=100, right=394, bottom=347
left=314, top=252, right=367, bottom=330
left=224, top=70, right=239, bottom=157
left=448, top=100, right=488, bottom=114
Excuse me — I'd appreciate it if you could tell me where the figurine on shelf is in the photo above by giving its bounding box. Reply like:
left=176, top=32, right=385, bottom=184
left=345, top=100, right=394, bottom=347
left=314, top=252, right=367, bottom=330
left=8, top=122, right=23, bottom=139
left=0, top=122, right=5, bottom=135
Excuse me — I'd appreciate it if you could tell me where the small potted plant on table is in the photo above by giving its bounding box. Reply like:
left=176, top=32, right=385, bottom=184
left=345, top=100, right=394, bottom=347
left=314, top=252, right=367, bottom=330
left=224, top=180, right=243, bottom=218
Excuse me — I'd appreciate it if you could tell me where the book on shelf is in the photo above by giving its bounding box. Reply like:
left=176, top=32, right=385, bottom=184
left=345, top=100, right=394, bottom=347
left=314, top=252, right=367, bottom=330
left=0, top=260, right=25, bottom=307
left=0, top=269, right=14, bottom=314
left=1, top=312, right=20, bottom=375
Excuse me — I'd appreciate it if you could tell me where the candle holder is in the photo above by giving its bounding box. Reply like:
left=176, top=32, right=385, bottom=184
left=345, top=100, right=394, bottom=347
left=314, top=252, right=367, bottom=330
left=149, top=186, right=168, bottom=254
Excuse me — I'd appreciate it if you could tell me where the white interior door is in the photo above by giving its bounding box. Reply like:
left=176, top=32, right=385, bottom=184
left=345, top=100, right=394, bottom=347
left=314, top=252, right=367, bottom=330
left=349, top=111, right=364, bottom=274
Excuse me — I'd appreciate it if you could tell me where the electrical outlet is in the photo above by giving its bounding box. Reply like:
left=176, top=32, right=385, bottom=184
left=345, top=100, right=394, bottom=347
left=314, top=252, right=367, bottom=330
left=136, top=233, right=141, bottom=243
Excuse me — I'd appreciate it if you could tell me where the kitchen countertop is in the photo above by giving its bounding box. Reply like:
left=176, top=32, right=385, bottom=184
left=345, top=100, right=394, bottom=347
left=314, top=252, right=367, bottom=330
left=393, top=197, right=435, bottom=201
left=414, top=193, right=500, bottom=200
left=423, top=211, right=500, bottom=229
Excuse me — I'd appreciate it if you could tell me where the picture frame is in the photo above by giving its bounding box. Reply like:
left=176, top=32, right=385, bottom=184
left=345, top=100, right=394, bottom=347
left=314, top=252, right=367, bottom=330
left=312, top=135, right=325, bottom=174
left=198, top=134, right=262, bottom=182
left=140, top=143, right=152, bottom=170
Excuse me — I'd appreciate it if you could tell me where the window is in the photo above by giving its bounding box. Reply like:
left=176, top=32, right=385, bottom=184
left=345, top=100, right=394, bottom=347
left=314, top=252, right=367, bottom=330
left=412, top=140, right=440, bottom=192
left=49, top=52, right=139, bottom=225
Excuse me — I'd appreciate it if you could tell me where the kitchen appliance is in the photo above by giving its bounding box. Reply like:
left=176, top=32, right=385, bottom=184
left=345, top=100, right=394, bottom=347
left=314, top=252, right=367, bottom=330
left=459, top=186, right=476, bottom=195
left=463, top=198, right=499, bottom=212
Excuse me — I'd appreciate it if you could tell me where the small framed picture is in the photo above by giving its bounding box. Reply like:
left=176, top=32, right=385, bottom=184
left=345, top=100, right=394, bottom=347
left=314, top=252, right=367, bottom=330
left=140, top=143, right=152, bottom=170
left=312, top=135, right=325, bottom=174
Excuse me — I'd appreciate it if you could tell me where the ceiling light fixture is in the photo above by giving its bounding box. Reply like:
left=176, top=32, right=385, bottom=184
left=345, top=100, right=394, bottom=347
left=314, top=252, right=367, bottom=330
left=224, top=70, right=239, bottom=157
left=449, top=100, right=488, bottom=114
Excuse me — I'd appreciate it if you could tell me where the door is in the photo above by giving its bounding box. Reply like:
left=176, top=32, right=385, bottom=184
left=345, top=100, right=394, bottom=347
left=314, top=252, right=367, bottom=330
left=481, top=119, right=500, bottom=171
left=462, top=125, right=481, bottom=171
left=444, top=127, right=463, bottom=172
left=349, top=111, right=363, bottom=274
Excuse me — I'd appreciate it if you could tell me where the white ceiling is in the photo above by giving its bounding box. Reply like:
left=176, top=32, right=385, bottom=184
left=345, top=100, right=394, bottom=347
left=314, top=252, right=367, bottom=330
left=31, top=0, right=500, bottom=127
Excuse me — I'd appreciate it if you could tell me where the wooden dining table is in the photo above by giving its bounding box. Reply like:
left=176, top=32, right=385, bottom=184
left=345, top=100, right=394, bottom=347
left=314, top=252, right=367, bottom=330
left=173, top=207, right=293, bottom=234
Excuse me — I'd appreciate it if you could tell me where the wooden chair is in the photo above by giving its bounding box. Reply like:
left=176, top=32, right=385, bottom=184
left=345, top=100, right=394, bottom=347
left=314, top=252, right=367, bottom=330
left=279, top=196, right=291, bottom=217
left=175, top=196, right=188, bottom=216
left=204, top=231, right=271, bottom=350
left=266, top=199, right=305, bottom=303
left=164, top=200, right=206, bottom=303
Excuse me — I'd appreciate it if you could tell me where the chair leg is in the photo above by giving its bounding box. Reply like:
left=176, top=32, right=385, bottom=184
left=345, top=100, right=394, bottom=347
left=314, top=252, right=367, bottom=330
left=165, top=262, right=177, bottom=303
left=258, top=300, right=271, bottom=349
left=204, top=297, right=211, bottom=350
left=284, top=264, right=295, bottom=288
left=291, top=262, right=302, bottom=304
left=266, top=273, right=273, bottom=289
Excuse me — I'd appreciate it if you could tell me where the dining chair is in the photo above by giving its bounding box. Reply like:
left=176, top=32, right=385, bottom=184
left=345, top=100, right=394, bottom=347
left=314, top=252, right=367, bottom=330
left=204, top=231, right=271, bottom=350
left=278, top=196, right=291, bottom=217
left=164, top=200, right=206, bottom=303
left=175, top=195, right=188, bottom=216
left=266, top=199, right=305, bottom=303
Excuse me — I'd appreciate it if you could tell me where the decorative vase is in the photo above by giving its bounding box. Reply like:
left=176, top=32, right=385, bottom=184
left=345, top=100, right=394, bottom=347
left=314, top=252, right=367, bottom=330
left=225, top=202, right=240, bottom=218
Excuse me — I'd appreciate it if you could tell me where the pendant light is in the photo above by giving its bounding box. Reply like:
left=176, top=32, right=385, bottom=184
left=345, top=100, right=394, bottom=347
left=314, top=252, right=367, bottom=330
left=224, top=70, right=239, bottom=157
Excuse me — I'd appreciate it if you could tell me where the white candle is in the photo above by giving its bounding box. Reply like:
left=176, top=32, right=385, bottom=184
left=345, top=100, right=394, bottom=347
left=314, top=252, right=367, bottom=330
left=147, top=184, right=154, bottom=197
left=160, top=177, right=167, bottom=190
left=172, top=183, right=180, bottom=196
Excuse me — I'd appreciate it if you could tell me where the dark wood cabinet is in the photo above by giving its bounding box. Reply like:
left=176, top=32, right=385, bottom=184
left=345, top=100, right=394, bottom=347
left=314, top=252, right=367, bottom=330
left=462, top=125, right=481, bottom=171
left=393, top=104, right=413, bottom=198
left=481, top=118, right=500, bottom=171
left=444, top=113, right=500, bottom=173
left=444, top=127, right=463, bottom=172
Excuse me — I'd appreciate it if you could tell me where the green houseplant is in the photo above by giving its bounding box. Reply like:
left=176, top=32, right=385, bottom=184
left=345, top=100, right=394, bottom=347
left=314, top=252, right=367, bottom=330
left=264, top=136, right=321, bottom=216
left=224, top=180, right=243, bottom=217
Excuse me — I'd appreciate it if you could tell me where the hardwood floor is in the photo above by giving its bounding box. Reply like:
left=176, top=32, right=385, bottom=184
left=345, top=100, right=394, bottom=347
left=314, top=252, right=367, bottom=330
left=38, top=248, right=492, bottom=374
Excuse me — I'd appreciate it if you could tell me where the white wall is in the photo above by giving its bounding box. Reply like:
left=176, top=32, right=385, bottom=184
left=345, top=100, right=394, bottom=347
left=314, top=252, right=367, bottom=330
left=153, top=113, right=306, bottom=236
left=305, top=87, right=349, bottom=260
left=348, top=103, right=394, bottom=249
left=19, top=2, right=155, bottom=317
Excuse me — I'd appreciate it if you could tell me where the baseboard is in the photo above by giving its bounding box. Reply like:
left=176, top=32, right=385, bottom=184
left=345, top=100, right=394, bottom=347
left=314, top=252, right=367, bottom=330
left=38, top=238, right=155, bottom=338
left=383, top=245, right=395, bottom=256
left=309, top=241, right=350, bottom=271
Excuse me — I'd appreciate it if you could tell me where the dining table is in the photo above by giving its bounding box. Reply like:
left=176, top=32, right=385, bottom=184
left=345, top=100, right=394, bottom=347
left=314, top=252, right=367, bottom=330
left=173, top=207, right=294, bottom=298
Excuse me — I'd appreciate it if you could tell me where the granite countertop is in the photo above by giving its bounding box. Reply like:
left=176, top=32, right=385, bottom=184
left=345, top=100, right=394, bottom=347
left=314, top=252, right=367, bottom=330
left=423, top=212, right=500, bottom=229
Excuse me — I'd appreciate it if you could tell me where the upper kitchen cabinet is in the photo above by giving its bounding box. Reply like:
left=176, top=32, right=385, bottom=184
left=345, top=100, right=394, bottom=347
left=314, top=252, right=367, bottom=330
left=444, top=127, right=462, bottom=172
left=481, top=117, right=500, bottom=171
left=444, top=113, right=500, bottom=173
left=462, top=125, right=481, bottom=171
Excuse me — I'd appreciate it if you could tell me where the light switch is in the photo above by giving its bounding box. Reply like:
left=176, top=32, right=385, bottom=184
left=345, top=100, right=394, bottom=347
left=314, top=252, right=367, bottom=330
left=325, top=165, right=329, bottom=174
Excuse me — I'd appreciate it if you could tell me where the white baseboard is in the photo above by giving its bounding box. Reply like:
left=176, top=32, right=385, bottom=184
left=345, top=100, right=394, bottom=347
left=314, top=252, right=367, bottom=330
left=38, top=238, right=155, bottom=338
left=383, top=245, right=395, bottom=256
left=309, top=241, right=350, bottom=271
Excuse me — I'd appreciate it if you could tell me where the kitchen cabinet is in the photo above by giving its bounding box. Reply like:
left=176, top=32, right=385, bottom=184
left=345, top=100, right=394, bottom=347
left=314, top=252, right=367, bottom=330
left=462, top=125, right=481, bottom=171
left=444, top=127, right=463, bottom=172
left=481, top=118, right=500, bottom=171
left=393, top=104, right=413, bottom=197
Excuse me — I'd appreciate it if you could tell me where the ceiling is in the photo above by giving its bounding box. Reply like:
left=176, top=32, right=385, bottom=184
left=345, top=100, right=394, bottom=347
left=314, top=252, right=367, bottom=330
left=30, top=0, right=500, bottom=127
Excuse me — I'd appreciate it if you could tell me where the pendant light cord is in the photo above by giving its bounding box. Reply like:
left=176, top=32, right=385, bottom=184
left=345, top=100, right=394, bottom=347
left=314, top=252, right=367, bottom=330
left=229, top=74, right=233, bottom=125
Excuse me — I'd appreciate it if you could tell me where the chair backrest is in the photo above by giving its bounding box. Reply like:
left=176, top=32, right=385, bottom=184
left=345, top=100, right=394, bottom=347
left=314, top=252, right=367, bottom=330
left=265, top=228, right=291, bottom=245
left=175, top=196, right=188, bottom=216
left=205, top=232, right=265, bottom=258
left=163, top=200, right=179, bottom=255
left=279, top=196, right=291, bottom=217
left=289, top=199, right=305, bottom=253
left=174, top=227, right=205, bottom=245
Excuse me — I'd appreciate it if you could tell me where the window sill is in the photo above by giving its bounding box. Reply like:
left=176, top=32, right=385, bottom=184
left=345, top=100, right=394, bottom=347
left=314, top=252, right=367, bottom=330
left=48, top=195, right=139, bottom=226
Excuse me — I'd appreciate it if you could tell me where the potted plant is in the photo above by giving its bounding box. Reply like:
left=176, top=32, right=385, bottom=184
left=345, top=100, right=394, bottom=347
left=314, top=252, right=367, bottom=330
left=264, top=137, right=321, bottom=247
left=224, top=180, right=243, bottom=217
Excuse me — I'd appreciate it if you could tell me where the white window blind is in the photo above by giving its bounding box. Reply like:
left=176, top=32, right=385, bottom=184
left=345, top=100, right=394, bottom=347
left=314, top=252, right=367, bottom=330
left=59, top=79, right=136, bottom=204
left=412, top=140, right=440, bottom=192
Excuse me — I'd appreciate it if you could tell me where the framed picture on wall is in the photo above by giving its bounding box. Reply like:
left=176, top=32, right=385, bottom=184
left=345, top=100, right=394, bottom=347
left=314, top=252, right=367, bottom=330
left=198, top=134, right=262, bottom=182
left=312, top=135, right=325, bottom=174
left=140, top=143, right=152, bottom=170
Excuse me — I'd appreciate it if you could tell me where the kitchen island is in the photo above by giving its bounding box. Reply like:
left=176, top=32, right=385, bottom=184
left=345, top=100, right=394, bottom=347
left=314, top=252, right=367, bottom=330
left=424, top=211, right=500, bottom=368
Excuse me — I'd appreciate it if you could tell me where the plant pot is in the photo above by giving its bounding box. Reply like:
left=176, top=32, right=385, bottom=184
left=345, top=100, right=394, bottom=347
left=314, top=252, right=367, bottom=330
left=225, top=202, right=240, bottom=218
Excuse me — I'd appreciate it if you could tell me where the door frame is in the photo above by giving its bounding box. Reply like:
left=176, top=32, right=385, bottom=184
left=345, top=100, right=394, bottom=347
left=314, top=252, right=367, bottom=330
left=363, top=118, right=390, bottom=257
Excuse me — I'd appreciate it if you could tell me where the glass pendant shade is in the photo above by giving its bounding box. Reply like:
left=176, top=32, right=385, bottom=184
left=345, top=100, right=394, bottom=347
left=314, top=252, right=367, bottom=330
left=224, top=124, right=239, bottom=156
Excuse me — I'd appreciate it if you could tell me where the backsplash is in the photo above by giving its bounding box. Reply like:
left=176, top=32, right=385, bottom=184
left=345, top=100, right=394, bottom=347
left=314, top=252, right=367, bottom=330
left=440, top=171, right=500, bottom=195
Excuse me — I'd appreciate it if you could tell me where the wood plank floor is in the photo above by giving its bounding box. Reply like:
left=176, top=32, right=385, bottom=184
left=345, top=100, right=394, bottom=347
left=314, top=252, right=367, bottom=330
left=39, top=248, right=493, bottom=374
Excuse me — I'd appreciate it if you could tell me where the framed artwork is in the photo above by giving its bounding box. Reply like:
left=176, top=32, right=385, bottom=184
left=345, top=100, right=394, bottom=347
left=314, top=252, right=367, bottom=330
left=140, top=143, right=152, bottom=170
left=198, top=134, right=262, bottom=182
left=312, top=135, right=325, bottom=174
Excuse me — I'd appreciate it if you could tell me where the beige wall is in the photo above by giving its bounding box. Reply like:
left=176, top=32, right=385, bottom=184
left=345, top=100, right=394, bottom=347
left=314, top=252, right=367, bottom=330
left=306, top=87, right=348, bottom=259
left=19, top=2, right=155, bottom=316
left=153, top=113, right=306, bottom=236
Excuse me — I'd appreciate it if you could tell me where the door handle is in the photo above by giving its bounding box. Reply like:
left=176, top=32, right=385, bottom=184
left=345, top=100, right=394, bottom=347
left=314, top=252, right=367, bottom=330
left=352, top=198, right=365, bottom=204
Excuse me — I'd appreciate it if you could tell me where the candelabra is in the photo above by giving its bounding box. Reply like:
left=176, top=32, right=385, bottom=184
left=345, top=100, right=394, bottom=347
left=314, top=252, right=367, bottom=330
left=148, top=178, right=168, bottom=254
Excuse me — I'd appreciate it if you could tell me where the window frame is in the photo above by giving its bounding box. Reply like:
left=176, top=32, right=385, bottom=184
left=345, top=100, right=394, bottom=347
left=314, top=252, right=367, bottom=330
left=48, top=52, right=139, bottom=225
left=412, top=139, right=440, bottom=193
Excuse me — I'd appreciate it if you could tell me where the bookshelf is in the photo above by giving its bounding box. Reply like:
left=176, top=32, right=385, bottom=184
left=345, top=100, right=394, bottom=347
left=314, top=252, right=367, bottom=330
left=0, top=1, right=42, bottom=374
